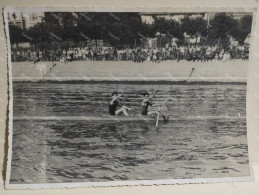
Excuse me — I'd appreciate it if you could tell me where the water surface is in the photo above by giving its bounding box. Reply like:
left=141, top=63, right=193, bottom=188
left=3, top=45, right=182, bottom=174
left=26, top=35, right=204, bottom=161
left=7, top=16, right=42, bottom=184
left=10, top=82, right=249, bottom=184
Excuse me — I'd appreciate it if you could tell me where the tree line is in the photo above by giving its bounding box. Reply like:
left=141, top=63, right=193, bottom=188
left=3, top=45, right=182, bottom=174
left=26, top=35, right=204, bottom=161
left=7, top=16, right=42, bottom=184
left=9, top=12, right=252, bottom=51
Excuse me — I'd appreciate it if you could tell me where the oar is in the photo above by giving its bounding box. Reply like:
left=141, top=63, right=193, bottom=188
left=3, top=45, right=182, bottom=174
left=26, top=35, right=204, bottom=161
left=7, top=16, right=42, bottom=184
left=155, top=111, right=160, bottom=133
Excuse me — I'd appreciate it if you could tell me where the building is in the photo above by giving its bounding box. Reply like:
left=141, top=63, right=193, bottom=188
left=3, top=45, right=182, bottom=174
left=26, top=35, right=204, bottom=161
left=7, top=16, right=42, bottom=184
left=140, top=12, right=252, bottom=27
left=8, top=12, right=44, bottom=30
left=140, top=12, right=208, bottom=24
left=141, top=33, right=174, bottom=49
left=141, top=37, right=158, bottom=48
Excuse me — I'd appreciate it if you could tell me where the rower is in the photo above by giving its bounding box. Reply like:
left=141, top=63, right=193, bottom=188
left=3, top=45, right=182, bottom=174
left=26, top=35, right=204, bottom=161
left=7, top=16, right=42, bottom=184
left=141, top=90, right=158, bottom=116
left=109, top=91, right=131, bottom=116
left=141, top=90, right=169, bottom=124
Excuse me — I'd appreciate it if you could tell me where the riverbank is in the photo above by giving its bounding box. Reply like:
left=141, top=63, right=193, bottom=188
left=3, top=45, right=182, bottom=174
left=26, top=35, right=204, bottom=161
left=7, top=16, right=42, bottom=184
left=11, top=60, right=248, bottom=82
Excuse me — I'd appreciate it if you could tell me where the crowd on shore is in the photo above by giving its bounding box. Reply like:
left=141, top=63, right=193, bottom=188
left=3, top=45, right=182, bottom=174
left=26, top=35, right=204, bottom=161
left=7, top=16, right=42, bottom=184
left=11, top=44, right=250, bottom=63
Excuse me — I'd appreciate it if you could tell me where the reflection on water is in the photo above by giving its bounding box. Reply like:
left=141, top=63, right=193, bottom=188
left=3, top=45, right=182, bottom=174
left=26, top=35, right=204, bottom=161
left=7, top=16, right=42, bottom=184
left=10, top=82, right=249, bottom=184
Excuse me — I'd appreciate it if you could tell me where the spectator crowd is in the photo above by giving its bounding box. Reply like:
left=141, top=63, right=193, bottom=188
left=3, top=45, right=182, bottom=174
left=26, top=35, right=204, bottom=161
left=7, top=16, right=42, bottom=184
left=11, top=44, right=250, bottom=63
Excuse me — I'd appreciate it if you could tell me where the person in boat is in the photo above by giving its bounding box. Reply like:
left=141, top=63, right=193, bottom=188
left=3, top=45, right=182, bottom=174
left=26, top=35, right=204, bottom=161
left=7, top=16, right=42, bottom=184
left=109, top=91, right=131, bottom=116
left=141, top=90, right=158, bottom=116
left=141, top=90, right=169, bottom=122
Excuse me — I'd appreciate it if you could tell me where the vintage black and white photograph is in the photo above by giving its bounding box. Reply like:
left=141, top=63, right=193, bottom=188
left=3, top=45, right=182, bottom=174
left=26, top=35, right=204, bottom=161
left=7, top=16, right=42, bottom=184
left=4, top=7, right=254, bottom=188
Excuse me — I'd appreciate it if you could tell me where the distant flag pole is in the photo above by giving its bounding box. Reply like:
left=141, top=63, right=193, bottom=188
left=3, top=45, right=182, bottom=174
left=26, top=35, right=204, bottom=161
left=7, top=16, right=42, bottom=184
left=189, top=68, right=195, bottom=77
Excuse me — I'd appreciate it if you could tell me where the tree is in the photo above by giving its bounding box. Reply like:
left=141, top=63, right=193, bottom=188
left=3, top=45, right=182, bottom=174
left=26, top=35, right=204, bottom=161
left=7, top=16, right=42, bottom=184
left=181, top=16, right=207, bottom=36
left=145, top=17, right=183, bottom=47
left=9, top=25, right=27, bottom=47
left=240, top=15, right=253, bottom=30
left=106, top=13, right=141, bottom=48
left=180, top=16, right=207, bottom=44
left=231, top=15, right=253, bottom=44
left=77, top=13, right=112, bottom=48
left=26, top=21, right=61, bottom=60
left=208, top=13, right=239, bottom=50
left=44, top=12, right=80, bottom=42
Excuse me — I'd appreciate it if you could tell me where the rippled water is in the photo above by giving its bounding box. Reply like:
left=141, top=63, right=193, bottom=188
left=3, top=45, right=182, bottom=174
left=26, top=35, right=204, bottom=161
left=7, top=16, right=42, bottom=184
left=13, top=82, right=246, bottom=117
left=10, top=82, right=249, bottom=184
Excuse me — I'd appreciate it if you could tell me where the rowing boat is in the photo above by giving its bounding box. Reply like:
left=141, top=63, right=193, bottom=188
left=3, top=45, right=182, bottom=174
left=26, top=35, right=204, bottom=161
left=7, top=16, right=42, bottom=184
left=13, top=115, right=163, bottom=122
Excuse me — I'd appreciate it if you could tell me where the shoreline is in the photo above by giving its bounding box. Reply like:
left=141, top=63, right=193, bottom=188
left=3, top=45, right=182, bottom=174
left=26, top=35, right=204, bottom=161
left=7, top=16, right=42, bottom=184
left=12, top=77, right=247, bottom=84
left=11, top=60, right=248, bottom=83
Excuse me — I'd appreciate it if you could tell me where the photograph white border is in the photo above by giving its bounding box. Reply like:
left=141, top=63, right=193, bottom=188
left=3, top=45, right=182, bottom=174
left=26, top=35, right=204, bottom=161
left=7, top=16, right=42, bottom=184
left=4, top=6, right=257, bottom=189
